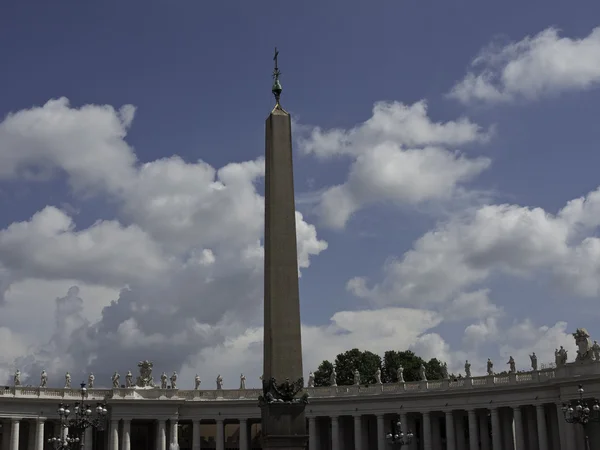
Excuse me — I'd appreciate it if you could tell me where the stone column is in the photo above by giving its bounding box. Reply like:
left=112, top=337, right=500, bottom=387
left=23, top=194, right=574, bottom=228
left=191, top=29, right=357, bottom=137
left=157, top=420, right=166, bottom=450
left=308, top=417, right=317, bottom=450
left=331, top=416, right=340, bottom=450
left=468, top=409, right=479, bottom=450
left=431, top=415, right=441, bottom=450
left=376, top=414, right=386, bottom=450
left=110, top=419, right=119, bottom=450
left=513, top=406, right=525, bottom=450
left=170, top=419, right=179, bottom=448
left=536, top=404, right=548, bottom=450
left=353, top=415, right=362, bottom=450
left=192, top=420, right=200, bottom=450
left=445, top=411, right=456, bottom=450
left=10, top=420, right=19, bottom=450
left=490, top=408, right=502, bottom=450
left=555, top=403, right=569, bottom=450
left=83, top=426, right=93, bottom=450
left=1, top=419, right=9, bottom=450
left=422, top=412, right=432, bottom=450
left=35, top=419, right=45, bottom=450
left=215, top=419, right=224, bottom=450
left=122, top=419, right=131, bottom=450
left=239, top=419, right=248, bottom=450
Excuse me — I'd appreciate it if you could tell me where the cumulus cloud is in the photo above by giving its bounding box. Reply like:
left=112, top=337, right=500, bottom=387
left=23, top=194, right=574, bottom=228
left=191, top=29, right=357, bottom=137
left=298, top=101, right=492, bottom=229
left=0, top=98, right=327, bottom=385
left=448, top=26, right=600, bottom=104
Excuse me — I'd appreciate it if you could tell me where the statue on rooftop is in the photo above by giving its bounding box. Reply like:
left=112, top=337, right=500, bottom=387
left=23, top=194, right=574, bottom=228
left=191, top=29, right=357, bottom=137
left=170, top=372, right=178, bottom=389
left=240, top=373, right=246, bottom=390
left=65, top=372, right=71, bottom=389
left=507, top=356, right=516, bottom=373
left=593, top=340, right=600, bottom=361
left=13, top=370, right=21, bottom=387
left=353, top=369, right=361, bottom=385
left=375, top=368, right=382, bottom=384
left=464, top=360, right=471, bottom=378
left=216, top=374, right=223, bottom=390
left=486, top=358, right=494, bottom=376
left=419, top=364, right=427, bottom=381
left=126, top=371, right=134, bottom=388
left=160, top=372, right=168, bottom=389
left=40, top=370, right=48, bottom=388
left=530, top=352, right=538, bottom=371
left=397, top=365, right=405, bottom=383
left=195, top=374, right=201, bottom=390
left=557, top=346, right=568, bottom=367
left=330, top=367, right=337, bottom=387
left=573, top=328, right=594, bottom=361
left=112, top=371, right=120, bottom=388
left=135, top=360, right=155, bottom=388
left=88, top=373, right=95, bottom=388
left=441, top=362, right=449, bottom=379
left=307, top=371, right=315, bottom=387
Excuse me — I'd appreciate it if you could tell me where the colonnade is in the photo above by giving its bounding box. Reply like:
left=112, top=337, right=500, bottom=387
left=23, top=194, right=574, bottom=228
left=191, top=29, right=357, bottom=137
left=0, top=418, right=70, bottom=450
left=309, top=403, right=592, bottom=450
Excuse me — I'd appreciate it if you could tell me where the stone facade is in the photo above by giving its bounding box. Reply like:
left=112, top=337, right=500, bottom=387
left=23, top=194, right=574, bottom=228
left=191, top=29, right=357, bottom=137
left=1, top=362, right=600, bottom=449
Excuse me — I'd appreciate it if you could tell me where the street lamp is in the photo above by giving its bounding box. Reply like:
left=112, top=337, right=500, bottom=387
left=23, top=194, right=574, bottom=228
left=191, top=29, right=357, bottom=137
left=385, top=418, right=414, bottom=447
left=47, top=382, right=108, bottom=449
left=562, top=384, right=600, bottom=450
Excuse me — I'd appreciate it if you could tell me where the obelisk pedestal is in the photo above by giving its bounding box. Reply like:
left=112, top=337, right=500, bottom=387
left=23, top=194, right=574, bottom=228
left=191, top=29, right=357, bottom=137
left=260, top=49, right=308, bottom=450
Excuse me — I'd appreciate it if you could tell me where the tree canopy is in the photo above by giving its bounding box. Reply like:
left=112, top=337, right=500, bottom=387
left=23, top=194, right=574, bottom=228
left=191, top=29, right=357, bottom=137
left=313, top=348, right=449, bottom=386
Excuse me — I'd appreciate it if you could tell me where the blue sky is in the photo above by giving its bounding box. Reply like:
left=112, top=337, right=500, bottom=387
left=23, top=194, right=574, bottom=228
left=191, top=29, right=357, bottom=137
left=1, top=1, right=600, bottom=387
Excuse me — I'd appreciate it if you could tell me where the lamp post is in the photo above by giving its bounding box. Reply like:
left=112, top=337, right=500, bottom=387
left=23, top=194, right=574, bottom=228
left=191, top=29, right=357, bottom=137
left=385, top=418, right=414, bottom=447
left=47, top=382, right=108, bottom=449
left=562, top=384, right=600, bottom=450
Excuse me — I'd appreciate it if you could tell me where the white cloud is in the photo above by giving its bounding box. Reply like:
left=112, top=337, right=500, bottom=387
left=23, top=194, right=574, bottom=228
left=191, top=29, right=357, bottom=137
left=298, top=101, right=492, bottom=229
left=0, top=98, right=328, bottom=385
left=448, top=26, right=600, bottom=104
left=348, top=192, right=600, bottom=310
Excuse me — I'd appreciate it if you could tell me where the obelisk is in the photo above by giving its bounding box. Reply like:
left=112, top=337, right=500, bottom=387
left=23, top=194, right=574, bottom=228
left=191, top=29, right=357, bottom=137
left=260, top=48, right=309, bottom=450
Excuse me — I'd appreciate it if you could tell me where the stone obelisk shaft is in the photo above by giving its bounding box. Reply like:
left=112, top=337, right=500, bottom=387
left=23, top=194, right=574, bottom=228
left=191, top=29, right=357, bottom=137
left=261, top=106, right=308, bottom=449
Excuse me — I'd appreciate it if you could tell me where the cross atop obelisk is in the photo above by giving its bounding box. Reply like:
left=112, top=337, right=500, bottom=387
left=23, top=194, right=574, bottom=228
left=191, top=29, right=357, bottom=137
left=259, top=49, right=309, bottom=450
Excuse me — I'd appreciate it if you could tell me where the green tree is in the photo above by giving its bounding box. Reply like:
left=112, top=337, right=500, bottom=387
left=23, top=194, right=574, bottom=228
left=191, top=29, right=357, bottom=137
left=382, top=350, right=424, bottom=382
left=313, top=360, right=334, bottom=386
left=425, top=358, right=445, bottom=380
left=333, top=349, right=382, bottom=385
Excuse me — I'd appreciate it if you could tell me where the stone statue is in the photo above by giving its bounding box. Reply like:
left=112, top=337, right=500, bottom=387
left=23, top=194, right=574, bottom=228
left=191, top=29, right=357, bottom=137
left=88, top=373, right=95, bottom=389
left=593, top=340, right=600, bottom=361
left=573, top=328, right=594, bottom=361
left=419, top=364, right=427, bottom=381
left=40, top=370, right=48, bottom=388
left=170, top=372, right=177, bottom=389
left=396, top=365, right=404, bottom=383
left=135, top=360, right=155, bottom=388
left=13, top=370, right=21, bottom=387
left=557, top=346, right=568, bottom=366
left=112, top=371, right=120, bottom=388
left=555, top=348, right=561, bottom=367
left=441, top=362, right=449, bottom=379
left=486, top=358, right=494, bottom=376
left=375, top=368, right=382, bottom=384
left=216, top=374, right=223, bottom=390
left=240, top=373, right=246, bottom=390
left=65, top=372, right=71, bottom=388
left=330, top=367, right=337, bottom=387
left=507, top=356, right=516, bottom=373
left=194, top=374, right=201, bottom=390
left=464, top=360, right=471, bottom=378
left=126, top=371, right=134, bottom=388
left=161, top=372, right=168, bottom=389
left=307, top=371, right=315, bottom=387
left=530, top=352, right=538, bottom=371
left=353, top=369, right=361, bottom=385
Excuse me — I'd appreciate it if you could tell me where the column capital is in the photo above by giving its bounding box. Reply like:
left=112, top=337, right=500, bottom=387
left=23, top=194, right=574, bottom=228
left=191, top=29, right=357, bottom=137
left=330, top=415, right=339, bottom=421
left=36, top=417, right=45, bottom=423
left=422, top=411, right=430, bottom=417
left=239, top=418, right=247, bottom=423
left=10, top=419, right=20, bottom=423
